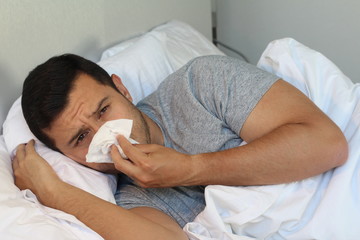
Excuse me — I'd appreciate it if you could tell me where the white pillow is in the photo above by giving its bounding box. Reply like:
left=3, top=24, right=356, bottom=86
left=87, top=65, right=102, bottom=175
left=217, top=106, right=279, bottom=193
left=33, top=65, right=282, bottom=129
left=257, top=38, right=358, bottom=132
left=100, top=20, right=224, bottom=66
left=98, top=31, right=174, bottom=104
left=98, top=20, right=224, bottom=104
left=151, top=20, right=225, bottom=70
left=100, top=35, right=141, bottom=60
left=0, top=136, right=18, bottom=200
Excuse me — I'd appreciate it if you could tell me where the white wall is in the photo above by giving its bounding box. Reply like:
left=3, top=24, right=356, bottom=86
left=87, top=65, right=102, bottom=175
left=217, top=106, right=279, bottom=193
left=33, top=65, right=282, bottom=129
left=216, top=0, right=360, bottom=83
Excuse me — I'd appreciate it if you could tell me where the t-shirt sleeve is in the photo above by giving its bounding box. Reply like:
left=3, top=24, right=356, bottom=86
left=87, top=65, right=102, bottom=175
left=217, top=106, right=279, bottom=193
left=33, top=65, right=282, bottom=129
left=186, top=55, right=279, bottom=135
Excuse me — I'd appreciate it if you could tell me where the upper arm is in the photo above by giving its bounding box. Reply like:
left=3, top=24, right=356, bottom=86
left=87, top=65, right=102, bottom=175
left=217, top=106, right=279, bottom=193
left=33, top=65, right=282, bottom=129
left=240, top=80, right=348, bottom=168
left=240, top=79, right=340, bottom=141
left=129, top=207, right=187, bottom=239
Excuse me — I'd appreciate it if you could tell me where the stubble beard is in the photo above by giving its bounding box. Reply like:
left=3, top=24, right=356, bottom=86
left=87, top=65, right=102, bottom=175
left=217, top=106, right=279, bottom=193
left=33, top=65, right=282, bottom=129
left=139, top=111, right=151, bottom=144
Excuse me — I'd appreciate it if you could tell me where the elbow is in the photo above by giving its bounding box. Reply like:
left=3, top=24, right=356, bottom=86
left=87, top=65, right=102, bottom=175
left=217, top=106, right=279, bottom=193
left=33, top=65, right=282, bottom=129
left=335, top=136, right=348, bottom=167
left=329, top=129, right=349, bottom=168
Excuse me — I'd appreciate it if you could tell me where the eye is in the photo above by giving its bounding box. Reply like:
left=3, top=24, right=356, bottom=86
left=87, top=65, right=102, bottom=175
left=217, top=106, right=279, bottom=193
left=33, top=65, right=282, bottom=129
left=98, top=105, right=109, bottom=118
left=76, top=131, right=89, bottom=146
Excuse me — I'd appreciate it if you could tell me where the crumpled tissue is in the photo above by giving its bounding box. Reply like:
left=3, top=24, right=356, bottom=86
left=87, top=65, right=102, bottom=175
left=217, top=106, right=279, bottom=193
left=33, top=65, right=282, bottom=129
left=86, top=119, right=138, bottom=163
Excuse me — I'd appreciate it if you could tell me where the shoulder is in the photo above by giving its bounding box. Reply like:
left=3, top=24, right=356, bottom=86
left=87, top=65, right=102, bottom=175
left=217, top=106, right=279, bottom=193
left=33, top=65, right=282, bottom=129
left=173, top=55, right=278, bottom=95
left=184, top=55, right=254, bottom=72
left=180, top=55, right=276, bottom=86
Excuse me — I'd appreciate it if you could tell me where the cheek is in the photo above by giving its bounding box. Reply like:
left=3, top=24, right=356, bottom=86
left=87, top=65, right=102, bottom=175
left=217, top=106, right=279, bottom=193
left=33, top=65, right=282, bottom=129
left=106, top=112, right=123, bottom=121
left=112, top=103, right=126, bottom=117
left=65, top=147, right=89, bottom=164
left=79, top=148, right=89, bottom=162
left=106, top=99, right=137, bottom=121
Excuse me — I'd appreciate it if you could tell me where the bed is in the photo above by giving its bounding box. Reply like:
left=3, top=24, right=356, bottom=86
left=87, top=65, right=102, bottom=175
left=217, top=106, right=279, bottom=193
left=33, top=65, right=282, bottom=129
left=1, top=2, right=359, bottom=240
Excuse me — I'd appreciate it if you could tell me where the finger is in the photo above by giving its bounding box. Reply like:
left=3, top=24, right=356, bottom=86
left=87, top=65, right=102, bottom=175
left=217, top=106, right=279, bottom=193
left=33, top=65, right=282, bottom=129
left=132, top=143, right=161, bottom=153
left=15, top=143, right=26, bottom=160
left=110, top=144, right=138, bottom=175
left=12, top=156, right=19, bottom=170
left=25, top=139, right=36, bottom=154
left=116, top=134, right=131, bottom=146
left=116, top=135, right=147, bottom=163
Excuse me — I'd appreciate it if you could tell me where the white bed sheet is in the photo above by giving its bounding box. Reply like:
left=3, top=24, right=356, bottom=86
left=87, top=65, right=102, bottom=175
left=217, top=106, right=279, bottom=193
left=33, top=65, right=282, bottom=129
left=184, top=38, right=360, bottom=240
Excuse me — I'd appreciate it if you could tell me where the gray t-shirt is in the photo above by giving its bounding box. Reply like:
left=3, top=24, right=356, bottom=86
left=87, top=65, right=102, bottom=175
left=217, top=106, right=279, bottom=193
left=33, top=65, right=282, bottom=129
left=115, top=55, right=279, bottom=227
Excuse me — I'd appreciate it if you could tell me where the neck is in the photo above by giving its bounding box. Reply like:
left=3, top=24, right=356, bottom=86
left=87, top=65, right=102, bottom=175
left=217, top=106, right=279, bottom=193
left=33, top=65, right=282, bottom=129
left=141, top=112, right=164, bottom=146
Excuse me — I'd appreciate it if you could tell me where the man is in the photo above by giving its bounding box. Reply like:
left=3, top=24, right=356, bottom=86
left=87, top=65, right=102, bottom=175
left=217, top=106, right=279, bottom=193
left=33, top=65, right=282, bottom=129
left=13, top=54, right=348, bottom=240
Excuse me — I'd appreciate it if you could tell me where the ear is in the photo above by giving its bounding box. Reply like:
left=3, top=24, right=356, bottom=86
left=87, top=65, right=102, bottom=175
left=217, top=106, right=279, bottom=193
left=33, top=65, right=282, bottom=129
left=111, top=74, right=133, bottom=102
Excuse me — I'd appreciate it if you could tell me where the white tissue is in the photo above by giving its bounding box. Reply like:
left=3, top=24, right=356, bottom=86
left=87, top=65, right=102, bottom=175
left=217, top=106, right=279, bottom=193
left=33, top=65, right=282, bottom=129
left=86, top=119, right=138, bottom=163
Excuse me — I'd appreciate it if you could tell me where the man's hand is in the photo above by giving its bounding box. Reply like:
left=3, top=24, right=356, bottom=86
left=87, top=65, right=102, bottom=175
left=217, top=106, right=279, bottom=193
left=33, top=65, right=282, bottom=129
left=12, top=139, right=61, bottom=202
left=111, top=135, right=195, bottom=188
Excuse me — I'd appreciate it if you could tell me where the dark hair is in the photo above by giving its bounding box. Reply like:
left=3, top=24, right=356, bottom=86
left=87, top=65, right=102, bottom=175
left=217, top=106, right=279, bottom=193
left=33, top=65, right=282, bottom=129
left=22, top=54, right=118, bottom=151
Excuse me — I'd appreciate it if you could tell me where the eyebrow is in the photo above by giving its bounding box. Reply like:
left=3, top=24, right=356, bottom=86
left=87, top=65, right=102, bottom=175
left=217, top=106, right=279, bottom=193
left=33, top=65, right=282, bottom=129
left=67, top=96, right=109, bottom=146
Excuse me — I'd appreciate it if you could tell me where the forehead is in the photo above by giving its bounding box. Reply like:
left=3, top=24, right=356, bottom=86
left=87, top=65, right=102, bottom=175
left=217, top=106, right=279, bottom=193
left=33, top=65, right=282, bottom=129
left=45, top=74, right=114, bottom=136
left=71, top=73, right=108, bottom=95
left=59, top=73, right=114, bottom=119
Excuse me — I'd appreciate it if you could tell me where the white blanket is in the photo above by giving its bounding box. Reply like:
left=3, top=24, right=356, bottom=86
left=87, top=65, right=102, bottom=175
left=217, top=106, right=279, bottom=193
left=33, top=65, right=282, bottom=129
left=184, top=38, right=360, bottom=239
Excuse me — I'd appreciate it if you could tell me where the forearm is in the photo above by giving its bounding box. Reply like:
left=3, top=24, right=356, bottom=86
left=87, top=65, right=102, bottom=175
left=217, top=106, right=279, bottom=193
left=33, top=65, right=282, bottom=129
left=112, top=80, right=348, bottom=188
left=39, top=180, right=187, bottom=240
left=190, top=122, right=348, bottom=186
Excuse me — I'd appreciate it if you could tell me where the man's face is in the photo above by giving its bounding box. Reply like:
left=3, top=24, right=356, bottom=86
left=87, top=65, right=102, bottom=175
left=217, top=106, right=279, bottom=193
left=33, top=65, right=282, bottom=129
left=44, top=73, right=150, bottom=168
